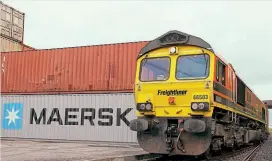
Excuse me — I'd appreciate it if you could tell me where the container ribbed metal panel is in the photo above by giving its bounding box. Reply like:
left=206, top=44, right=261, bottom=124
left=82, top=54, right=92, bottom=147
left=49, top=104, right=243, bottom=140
left=1, top=41, right=148, bottom=94
left=0, top=36, right=23, bottom=52
left=1, top=93, right=138, bottom=143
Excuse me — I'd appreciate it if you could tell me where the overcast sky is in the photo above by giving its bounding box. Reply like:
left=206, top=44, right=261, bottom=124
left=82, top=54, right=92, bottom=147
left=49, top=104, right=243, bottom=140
left=3, top=0, right=272, bottom=126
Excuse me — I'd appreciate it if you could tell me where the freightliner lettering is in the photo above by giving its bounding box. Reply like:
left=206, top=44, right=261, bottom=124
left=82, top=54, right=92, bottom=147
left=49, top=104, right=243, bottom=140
left=158, top=90, right=187, bottom=96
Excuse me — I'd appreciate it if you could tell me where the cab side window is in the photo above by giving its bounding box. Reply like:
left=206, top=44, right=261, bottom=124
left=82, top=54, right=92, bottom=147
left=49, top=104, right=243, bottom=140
left=216, top=60, right=226, bottom=86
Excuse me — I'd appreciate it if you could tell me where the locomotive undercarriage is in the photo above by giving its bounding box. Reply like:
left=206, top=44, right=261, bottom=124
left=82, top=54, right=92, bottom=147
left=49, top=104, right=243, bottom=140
left=130, top=107, right=268, bottom=157
left=209, top=107, right=268, bottom=156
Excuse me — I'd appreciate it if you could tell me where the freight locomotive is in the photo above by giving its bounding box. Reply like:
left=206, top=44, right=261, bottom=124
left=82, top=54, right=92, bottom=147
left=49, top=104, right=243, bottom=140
left=129, top=30, right=270, bottom=158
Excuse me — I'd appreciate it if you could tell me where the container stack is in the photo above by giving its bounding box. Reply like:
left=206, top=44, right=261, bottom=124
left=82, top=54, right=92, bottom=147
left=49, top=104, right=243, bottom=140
left=1, top=41, right=149, bottom=143
left=0, top=1, right=34, bottom=52
left=1, top=1, right=150, bottom=143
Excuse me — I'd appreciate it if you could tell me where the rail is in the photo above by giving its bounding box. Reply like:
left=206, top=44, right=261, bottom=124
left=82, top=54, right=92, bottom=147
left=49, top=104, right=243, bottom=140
left=242, top=144, right=262, bottom=161
left=92, top=141, right=266, bottom=161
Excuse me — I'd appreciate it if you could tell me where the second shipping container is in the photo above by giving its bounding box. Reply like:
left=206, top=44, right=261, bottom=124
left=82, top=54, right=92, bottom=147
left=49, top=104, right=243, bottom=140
left=1, top=41, right=149, bottom=94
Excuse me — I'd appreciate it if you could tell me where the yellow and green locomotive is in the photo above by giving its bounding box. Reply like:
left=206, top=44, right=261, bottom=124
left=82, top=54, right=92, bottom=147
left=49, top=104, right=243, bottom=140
left=129, top=30, right=269, bottom=157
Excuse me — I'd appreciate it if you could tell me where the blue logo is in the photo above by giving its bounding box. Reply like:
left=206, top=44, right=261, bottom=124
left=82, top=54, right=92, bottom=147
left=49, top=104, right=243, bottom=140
left=2, top=103, right=23, bottom=130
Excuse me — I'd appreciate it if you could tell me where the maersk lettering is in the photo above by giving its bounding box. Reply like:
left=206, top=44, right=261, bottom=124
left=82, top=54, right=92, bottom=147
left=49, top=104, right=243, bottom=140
left=98, top=108, right=113, bottom=126
left=158, top=90, right=187, bottom=96
left=47, top=108, right=63, bottom=125
left=81, top=108, right=95, bottom=125
left=30, top=108, right=46, bottom=124
left=117, top=108, right=132, bottom=126
left=30, top=108, right=132, bottom=126
left=65, top=108, right=79, bottom=125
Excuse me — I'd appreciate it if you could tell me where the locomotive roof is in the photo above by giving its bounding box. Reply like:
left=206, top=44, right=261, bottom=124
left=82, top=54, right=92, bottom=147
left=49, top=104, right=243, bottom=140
left=138, top=30, right=214, bottom=58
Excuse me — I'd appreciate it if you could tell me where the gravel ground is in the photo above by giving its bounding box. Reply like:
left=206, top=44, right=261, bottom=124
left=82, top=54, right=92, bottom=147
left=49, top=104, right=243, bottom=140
left=223, top=148, right=253, bottom=161
left=252, top=136, right=272, bottom=161
left=224, top=136, right=272, bottom=161
left=1, top=138, right=147, bottom=161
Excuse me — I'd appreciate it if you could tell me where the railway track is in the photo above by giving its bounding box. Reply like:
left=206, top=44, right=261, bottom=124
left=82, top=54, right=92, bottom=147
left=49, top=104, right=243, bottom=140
left=147, top=145, right=262, bottom=161
left=138, top=144, right=263, bottom=161
left=95, top=140, right=267, bottom=161
left=208, top=145, right=262, bottom=161
left=241, top=145, right=262, bottom=161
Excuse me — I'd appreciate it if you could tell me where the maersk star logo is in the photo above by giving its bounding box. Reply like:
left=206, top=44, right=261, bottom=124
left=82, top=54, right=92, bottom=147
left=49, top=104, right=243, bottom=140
left=2, top=103, right=23, bottom=130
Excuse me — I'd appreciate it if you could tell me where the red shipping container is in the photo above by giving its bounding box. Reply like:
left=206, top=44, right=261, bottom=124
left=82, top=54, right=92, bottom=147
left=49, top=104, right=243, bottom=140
left=1, top=41, right=149, bottom=94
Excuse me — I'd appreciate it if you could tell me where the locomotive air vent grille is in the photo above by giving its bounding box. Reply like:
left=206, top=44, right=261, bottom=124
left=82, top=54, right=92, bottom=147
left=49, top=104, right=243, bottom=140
left=159, top=33, right=188, bottom=44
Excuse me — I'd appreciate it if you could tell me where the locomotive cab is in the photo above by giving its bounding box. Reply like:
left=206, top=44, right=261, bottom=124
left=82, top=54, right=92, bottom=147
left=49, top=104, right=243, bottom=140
left=130, top=31, right=216, bottom=156
left=134, top=46, right=214, bottom=118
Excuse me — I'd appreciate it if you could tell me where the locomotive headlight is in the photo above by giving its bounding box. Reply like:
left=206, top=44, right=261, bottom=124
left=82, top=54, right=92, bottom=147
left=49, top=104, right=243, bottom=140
left=191, top=102, right=209, bottom=111
left=198, top=103, right=205, bottom=109
left=140, top=104, right=146, bottom=110
left=137, top=103, right=153, bottom=112
left=145, top=103, right=152, bottom=110
left=169, top=46, right=178, bottom=54
left=192, top=103, right=198, bottom=110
